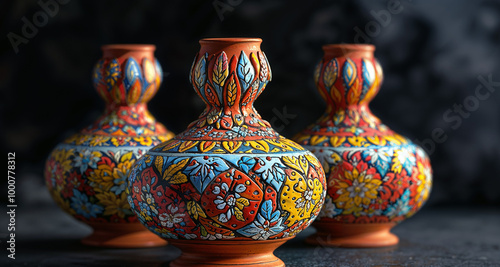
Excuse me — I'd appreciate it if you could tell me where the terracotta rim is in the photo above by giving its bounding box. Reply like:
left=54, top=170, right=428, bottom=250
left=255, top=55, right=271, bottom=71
left=322, top=43, right=375, bottom=58
left=101, top=44, right=156, bottom=51
left=200, top=38, right=262, bottom=44
left=322, top=43, right=375, bottom=51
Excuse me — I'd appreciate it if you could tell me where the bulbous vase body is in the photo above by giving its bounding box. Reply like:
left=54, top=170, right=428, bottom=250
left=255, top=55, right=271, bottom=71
left=127, top=38, right=326, bottom=266
left=44, top=44, right=174, bottom=247
left=294, top=44, right=432, bottom=247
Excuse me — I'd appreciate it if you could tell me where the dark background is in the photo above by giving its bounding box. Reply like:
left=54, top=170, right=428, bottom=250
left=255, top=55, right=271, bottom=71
left=2, top=0, right=500, bottom=209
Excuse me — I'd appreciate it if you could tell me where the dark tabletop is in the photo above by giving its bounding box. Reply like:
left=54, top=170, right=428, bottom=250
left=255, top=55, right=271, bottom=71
left=0, top=193, right=499, bottom=267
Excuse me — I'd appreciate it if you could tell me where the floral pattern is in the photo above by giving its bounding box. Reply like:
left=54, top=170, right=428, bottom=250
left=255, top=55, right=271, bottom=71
left=46, top=147, right=155, bottom=223
left=295, top=50, right=432, bottom=224
left=127, top=42, right=326, bottom=241
left=45, top=49, right=174, bottom=225
left=128, top=153, right=326, bottom=240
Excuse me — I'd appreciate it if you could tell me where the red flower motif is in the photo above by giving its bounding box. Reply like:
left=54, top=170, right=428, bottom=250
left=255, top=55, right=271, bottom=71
left=380, top=171, right=410, bottom=203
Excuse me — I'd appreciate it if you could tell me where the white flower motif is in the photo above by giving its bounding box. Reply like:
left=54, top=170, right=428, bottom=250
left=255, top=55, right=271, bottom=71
left=346, top=175, right=371, bottom=199
left=295, top=188, right=314, bottom=211
left=212, top=182, right=247, bottom=223
left=159, top=205, right=185, bottom=228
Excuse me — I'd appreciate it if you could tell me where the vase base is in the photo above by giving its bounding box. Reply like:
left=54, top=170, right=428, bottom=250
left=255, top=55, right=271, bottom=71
left=306, top=221, right=398, bottom=248
left=169, top=237, right=291, bottom=267
left=81, top=222, right=167, bottom=248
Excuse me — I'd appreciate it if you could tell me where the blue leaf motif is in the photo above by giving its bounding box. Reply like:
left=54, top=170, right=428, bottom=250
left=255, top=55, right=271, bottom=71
left=270, top=210, right=280, bottom=222
left=254, top=157, right=286, bottom=191
left=237, top=52, right=255, bottom=93
left=236, top=198, right=285, bottom=240
left=184, top=156, right=230, bottom=193
left=261, top=199, right=273, bottom=219
left=342, top=58, right=357, bottom=88
left=211, top=157, right=231, bottom=172
left=361, top=58, right=375, bottom=100
left=238, top=156, right=256, bottom=173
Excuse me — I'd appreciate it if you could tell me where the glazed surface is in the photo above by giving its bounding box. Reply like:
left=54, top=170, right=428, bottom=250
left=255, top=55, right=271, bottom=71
left=45, top=47, right=174, bottom=224
left=128, top=39, right=327, bottom=241
left=294, top=46, right=432, bottom=224
left=128, top=151, right=325, bottom=240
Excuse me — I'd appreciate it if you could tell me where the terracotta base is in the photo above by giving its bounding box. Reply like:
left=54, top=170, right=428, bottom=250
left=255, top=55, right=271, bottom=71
left=81, top=222, right=167, bottom=248
left=306, top=221, right=398, bottom=248
left=169, top=237, right=292, bottom=267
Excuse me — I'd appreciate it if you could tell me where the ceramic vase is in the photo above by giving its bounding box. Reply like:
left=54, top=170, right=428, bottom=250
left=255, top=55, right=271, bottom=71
left=294, top=44, right=432, bottom=247
left=127, top=38, right=326, bottom=266
left=44, top=44, right=174, bottom=248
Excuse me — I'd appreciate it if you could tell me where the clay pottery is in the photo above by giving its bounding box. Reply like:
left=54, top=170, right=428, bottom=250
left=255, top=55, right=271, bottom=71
left=44, top=44, right=174, bottom=248
left=127, top=38, right=326, bottom=266
left=294, top=44, right=432, bottom=247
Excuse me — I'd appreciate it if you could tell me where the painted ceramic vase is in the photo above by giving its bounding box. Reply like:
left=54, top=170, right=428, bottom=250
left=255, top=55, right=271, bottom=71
left=44, top=44, right=174, bottom=248
left=127, top=38, right=326, bottom=266
left=294, top=44, right=432, bottom=247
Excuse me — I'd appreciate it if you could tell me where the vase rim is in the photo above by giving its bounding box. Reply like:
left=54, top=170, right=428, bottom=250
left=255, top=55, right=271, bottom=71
left=322, top=44, right=375, bottom=51
left=101, top=44, right=156, bottom=51
left=322, top=44, right=375, bottom=58
left=200, top=38, right=262, bottom=44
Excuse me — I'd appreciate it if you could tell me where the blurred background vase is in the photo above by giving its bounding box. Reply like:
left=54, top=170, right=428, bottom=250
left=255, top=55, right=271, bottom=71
left=44, top=44, right=174, bottom=248
left=294, top=44, right=433, bottom=247
left=127, top=38, right=326, bottom=266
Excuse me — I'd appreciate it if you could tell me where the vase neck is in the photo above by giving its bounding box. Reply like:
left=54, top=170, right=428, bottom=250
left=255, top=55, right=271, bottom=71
left=315, top=44, right=382, bottom=112
left=188, top=38, right=272, bottom=131
left=93, top=44, right=163, bottom=106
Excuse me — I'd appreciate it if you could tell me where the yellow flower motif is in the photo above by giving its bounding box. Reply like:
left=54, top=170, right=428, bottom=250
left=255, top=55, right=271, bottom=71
left=88, top=164, right=114, bottom=193
left=415, top=162, right=432, bottom=207
left=53, top=148, right=74, bottom=173
left=114, top=160, right=134, bottom=178
left=95, top=192, right=131, bottom=218
left=133, top=136, right=153, bottom=146
left=280, top=170, right=324, bottom=227
left=89, top=136, right=110, bottom=146
left=335, top=168, right=382, bottom=215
